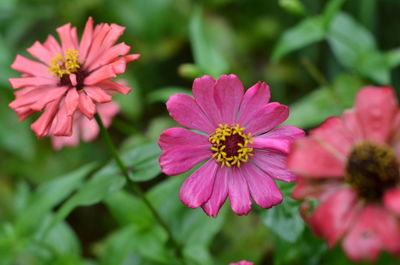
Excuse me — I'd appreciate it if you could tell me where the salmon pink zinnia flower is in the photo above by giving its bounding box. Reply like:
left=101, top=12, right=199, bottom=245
left=8, top=17, right=139, bottom=137
left=159, top=74, right=304, bottom=217
left=51, top=102, right=119, bottom=150
left=288, top=86, right=400, bottom=261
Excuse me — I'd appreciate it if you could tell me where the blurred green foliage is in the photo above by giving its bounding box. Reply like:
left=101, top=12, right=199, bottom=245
left=0, top=0, right=400, bottom=264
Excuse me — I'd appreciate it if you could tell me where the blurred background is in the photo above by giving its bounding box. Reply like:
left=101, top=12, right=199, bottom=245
left=0, top=0, right=400, bottom=264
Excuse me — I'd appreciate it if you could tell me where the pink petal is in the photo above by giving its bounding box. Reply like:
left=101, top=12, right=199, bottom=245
left=261, top=125, right=305, bottom=140
left=87, top=42, right=130, bottom=72
left=9, top=86, right=68, bottom=111
left=192, top=75, right=220, bottom=127
left=343, top=206, right=400, bottom=261
left=9, top=77, right=56, bottom=89
left=166, top=93, right=215, bottom=134
left=97, top=102, right=119, bottom=128
left=14, top=106, right=36, bottom=122
left=78, top=92, right=96, bottom=119
left=43, top=35, right=62, bottom=55
left=79, top=116, right=100, bottom=142
left=214, top=74, right=244, bottom=124
left=51, top=123, right=80, bottom=150
left=354, top=86, right=398, bottom=143
left=11, top=55, right=52, bottom=78
left=31, top=100, right=60, bottom=137
left=27, top=41, right=53, bottom=65
left=241, top=163, right=282, bottom=209
left=159, top=128, right=211, bottom=175
left=310, top=117, right=353, bottom=156
left=51, top=101, right=74, bottom=136
left=309, top=188, right=358, bottom=247
left=228, top=168, right=252, bottom=215
left=179, top=159, right=218, bottom=208
left=252, top=137, right=291, bottom=154
left=64, top=89, right=79, bottom=116
left=56, top=23, right=77, bottom=52
left=79, top=17, right=94, bottom=61
left=98, top=80, right=131, bottom=95
left=84, top=65, right=117, bottom=85
left=383, top=188, right=400, bottom=216
left=243, top=102, right=288, bottom=136
left=292, top=177, right=343, bottom=201
left=251, top=150, right=297, bottom=182
left=202, top=167, right=229, bottom=217
left=84, top=86, right=112, bottom=103
left=237, top=82, right=270, bottom=126
left=83, top=24, right=111, bottom=67
left=287, top=138, right=345, bottom=178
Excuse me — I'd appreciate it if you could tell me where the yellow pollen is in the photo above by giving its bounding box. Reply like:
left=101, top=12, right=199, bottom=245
left=209, top=123, right=254, bottom=168
left=48, top=49, right=80, bottom=79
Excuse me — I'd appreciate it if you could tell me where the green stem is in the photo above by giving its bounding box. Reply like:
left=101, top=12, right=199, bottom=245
left=94, top=113, right=184, bottom=262
left=301, top=57, right=330, bottom=89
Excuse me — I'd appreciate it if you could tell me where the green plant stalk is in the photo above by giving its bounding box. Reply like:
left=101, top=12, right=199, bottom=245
left=94, top=113, right=184, bottom=262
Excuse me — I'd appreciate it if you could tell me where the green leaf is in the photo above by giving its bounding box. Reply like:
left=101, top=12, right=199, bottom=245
left=16, top=164, right=97, bottom=235
left=385, top=48, right=400, bottom=68
left=322, top=0, right=347, bottom=27
left=45, top=167, right=126, bottom=235
left=272, top=17, right=326, bottom=61
left=328, top=12, right=390, bottom=84
left=279, top=0, right=306, bottom=16
left=262, top=197, right=304, bottom=243
left=189, top=5, right=228, bottom=77
left=147, top=87, right=191, bottom=104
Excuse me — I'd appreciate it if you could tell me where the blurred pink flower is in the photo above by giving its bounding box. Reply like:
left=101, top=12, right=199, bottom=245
left=8, top=17, right=139, bottom=138
left=159, top=74, right=303, bottom=217
left=288, top=86, right=400, bottom=261
left=229, top=261, right=253, bottom=265
left=51, top=102, right=119, bottom=150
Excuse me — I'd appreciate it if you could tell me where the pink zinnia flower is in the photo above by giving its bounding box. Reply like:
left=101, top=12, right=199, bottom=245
left=158, top=74, right=304, bottom=217
left=288, top=86, right=400, bottom=261
left=8, top=17, right=139, bottom=137
left=229, top=261, right=253, bottom=265
left=51, top=102, right=119, bottom=150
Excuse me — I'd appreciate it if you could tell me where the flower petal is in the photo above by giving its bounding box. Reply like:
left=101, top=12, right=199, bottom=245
left=9, top=77, right=56, bottom=89
left=166, top=93, right=215, bottom=134
left=251, top=150, right=297, bottom=182
left=287, top=137, right=345, bottom=178
left=309, top=188, right=358, bottom=247
left=78, top=92, right=96, bottom=119
left=383, top=188, right=400, bottom=216
left=310, top=117, right=353, bottom=156
left=27, top=41, right=53, bottom=65
left=64, top=89, right=79, bottom=116
left=237, top=82, right=270, bottom=126
left=241, top=163, right=282, bottom=209
left=159, top=128, right=211, bottom=175
left=243, top=102, right=288, bottom=136
left=202, top=167, right=229, bottom=217
left=228, top=168, right=252, bottom=215
left=291, top=178, right=343, bottom=200
left=343, top=206, right=400, bottom=261
left=98, top=80, right=131, bottom=95
left=84, top=86, right=112, bottom=103
left=192, top=75, right=220, bottom=127
left=11, top=55, right=52, bottom=78
left=84, top=65, right=117, bottom=85
left=179, top=159, right=218, bottom=208
left=214, top=74, right=244, bottom=124
left=31, top=100, right=60, bottom=138
left=354, top=86, right=398, bottom=143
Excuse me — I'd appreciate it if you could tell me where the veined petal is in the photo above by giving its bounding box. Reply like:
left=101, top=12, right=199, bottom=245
left=84, top=86, right=112, bottom=103
left=237, top=82, right=271, bottom=126
left=166, top=93, right=215, bottom=134
left=228, top=168, right=252, bottom=216
left=202, top=167, right=229, bottom=217
left=179, top=159, right=218, bottom=208
left=159, top=128, right=211, bottom=175
left=98, top=80, right=131, bottom=95
left=251, top=150, right=297, bottom=182
left=79, top=17, right=94, bottom=61
left=78, top=92, right=96, bottom=119
left=241, top=163, right=282, bottom=209
left=214, top=74, right=244, bottom=124
left=27, top=41, right=53, bottom=65
left=31, top=100, right=60, bottom=138
left=243, top=102, right=288, bottom=136
left=192, top=75, right=220, bottom=127
left=84, top=65, right=117, bottom=85
left=9, top=77, right=56, bottom=89
left=11, top=55, right=52, bottom=78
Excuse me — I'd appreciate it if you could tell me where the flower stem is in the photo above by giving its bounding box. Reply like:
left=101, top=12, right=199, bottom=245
left=94, top=113, right=184, bottom=262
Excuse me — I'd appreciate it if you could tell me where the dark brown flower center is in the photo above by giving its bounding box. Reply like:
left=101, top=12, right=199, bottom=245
left=59, top=69, right=87, bottom=90
left=345, top=142, right=399, bottom=201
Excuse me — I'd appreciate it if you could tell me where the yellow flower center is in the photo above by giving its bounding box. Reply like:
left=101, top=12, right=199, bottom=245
left=48, top=49, right=80, bottom=79
left=209, top=124, right=254, bottom=168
